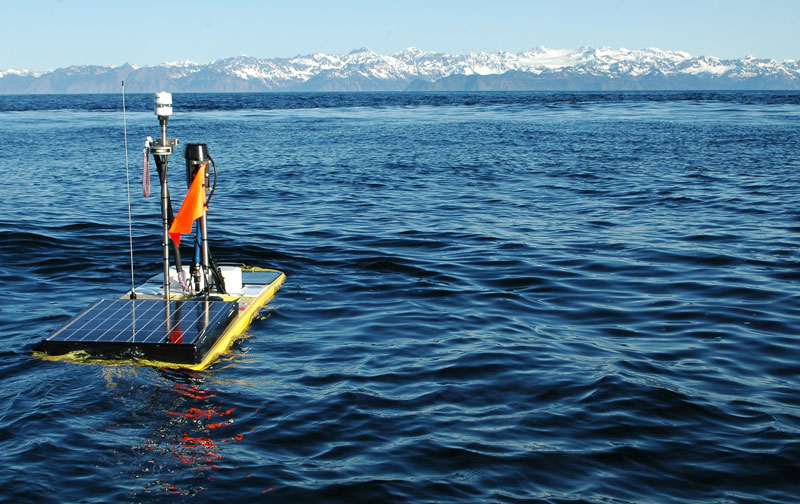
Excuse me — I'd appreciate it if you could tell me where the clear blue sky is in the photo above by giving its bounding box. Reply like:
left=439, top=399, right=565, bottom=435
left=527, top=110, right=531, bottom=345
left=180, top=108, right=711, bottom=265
left=2, top=0, right=798, bottom=70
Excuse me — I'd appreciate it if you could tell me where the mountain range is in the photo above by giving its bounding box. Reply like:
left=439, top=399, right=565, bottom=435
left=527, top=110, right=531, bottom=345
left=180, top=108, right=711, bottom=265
left=2, top=46, right=799, bottom=93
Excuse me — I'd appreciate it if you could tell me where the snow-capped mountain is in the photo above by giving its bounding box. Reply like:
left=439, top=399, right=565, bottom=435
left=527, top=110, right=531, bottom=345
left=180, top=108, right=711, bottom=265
left=2, top=47, right=799, bottom=93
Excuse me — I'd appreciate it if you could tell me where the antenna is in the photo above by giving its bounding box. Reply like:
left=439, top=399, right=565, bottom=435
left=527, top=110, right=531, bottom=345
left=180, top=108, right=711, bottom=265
left=122, top=81, right=136, bottom=299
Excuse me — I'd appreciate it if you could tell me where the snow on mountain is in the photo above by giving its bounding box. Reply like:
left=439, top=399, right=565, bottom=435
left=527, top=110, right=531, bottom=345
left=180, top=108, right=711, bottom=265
left=0, top=68, right=50, bottom=79
left=2, top=47, right=800, bottom=93
left=159, top=59, right=202, bottom=69
left=0, top=69, right=28, bottom=78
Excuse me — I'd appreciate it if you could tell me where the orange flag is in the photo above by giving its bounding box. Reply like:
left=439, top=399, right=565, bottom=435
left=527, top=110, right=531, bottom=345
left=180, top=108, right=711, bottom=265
left=169, top=163, right=206, bottom=247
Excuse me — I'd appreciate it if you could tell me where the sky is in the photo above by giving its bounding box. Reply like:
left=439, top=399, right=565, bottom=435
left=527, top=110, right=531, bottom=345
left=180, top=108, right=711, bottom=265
left=2, top=0, right=799, bottom=70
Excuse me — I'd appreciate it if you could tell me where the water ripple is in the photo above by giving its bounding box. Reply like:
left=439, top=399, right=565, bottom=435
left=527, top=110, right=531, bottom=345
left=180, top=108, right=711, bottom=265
left=1, top=92, right=799, bottom=503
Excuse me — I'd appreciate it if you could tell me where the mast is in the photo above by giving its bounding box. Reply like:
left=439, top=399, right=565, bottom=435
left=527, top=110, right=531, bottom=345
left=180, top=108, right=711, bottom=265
left=184, top=143, right=212, bottom=295
left=149, top=92, right=179, bottom=299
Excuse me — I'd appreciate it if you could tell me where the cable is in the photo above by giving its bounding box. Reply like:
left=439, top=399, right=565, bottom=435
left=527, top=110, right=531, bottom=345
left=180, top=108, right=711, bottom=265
left=142, top=137, right=151, bottom=197
left=206, top=155, right=218, bottom=205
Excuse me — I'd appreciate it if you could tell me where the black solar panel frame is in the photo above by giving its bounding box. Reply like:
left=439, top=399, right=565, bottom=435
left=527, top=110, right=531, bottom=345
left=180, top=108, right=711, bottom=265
left=37, top=298, right=239, bottom=364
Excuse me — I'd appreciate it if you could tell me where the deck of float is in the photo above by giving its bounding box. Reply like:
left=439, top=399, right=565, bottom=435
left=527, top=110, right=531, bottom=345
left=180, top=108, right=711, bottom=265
left=37, top=298, right=238, bottom=364
left=36, top=269, right=285, bottom=368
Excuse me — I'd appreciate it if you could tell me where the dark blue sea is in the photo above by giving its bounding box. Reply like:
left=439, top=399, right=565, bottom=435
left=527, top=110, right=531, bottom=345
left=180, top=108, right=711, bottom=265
left=0, top=91, right=799, bottom=503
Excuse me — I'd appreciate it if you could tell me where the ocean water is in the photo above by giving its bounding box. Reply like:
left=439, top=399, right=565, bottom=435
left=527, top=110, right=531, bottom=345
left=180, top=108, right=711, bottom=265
left=0, top=91, right=799, bottom=503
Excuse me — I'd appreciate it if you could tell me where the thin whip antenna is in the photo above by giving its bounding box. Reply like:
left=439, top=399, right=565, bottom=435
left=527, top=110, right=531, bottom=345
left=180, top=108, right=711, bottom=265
left=122, top=81, right=137, bottom=299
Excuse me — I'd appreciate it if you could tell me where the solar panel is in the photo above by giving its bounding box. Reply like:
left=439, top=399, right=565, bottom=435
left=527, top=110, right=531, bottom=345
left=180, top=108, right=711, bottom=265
left=37, top=298, right=239, bottom=364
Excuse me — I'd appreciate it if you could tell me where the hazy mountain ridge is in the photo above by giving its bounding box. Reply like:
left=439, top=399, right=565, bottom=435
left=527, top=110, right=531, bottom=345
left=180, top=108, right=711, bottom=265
left=2, top=47, right=799, bottom=93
